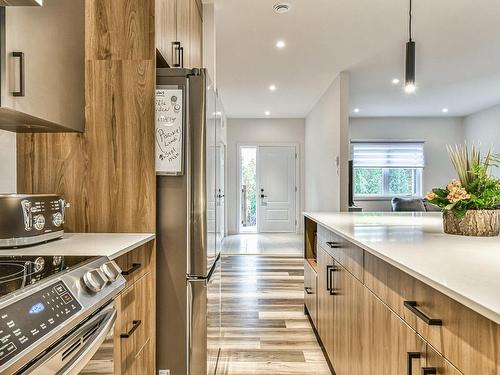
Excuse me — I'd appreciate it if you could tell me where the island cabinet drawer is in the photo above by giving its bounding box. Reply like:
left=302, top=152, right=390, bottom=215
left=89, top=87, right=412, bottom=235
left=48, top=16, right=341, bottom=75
left=114, top=241, right=154, bottom=285
left=304, top=260, right=318, bottom=327
left=364, top=251, right=500, bottom=375
left=317, top=225, right=363, bottom=282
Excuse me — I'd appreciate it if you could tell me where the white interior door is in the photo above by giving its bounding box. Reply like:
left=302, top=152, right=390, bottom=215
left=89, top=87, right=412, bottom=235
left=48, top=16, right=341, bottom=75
left=258, top=146, right=297, bottom=232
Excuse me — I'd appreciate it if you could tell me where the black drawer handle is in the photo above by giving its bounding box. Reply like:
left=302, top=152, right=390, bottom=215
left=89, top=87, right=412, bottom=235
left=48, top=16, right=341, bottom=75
left=407, top=352, right=421, bottom=375
left=422, top=368, right=437, bottom=375
left=12, top=52, right=25, bottom=97
left=326, top=241, right=341, bottom=249
left=329, top=266, right=338, bottom=295
left=121, top=263, right=141, bottom=276
left=404, top=301, right=442, bottom=326
left=326, top=265, right=333, bottom=292
left=120, top=320, right=142, bottom=338
left=304, top=287, right=313, bottom=295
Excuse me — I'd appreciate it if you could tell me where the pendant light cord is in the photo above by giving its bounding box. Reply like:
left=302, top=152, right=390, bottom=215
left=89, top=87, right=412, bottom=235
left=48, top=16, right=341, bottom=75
left=409, top=0, right=413, bottom=41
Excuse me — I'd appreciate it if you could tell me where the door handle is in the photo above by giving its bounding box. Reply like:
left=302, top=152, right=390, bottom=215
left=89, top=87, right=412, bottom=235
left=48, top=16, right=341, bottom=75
left=407, top=352, right=421, bottom=375
left=172, top=42, right=181, bottom=67
left=326, top=241, right=341, bottom=249
left=329, top=265, right=338, bottom=295
left=422, top=368, right=437, bottom=375
left=260, top=194, right=267, bottom=198
left=404, top=301, right=442, bottom=326
left=12, top=52, right=25, bottom=97
left=120, top=320, right=142, bottom=338
left=304, top=287, right=313, bottom=295
left=179, top=46, right=184, bottom=68
left=121, top=263, right=141, bottom=276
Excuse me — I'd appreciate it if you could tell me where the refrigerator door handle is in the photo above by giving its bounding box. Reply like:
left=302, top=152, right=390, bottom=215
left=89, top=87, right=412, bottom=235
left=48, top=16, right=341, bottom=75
left=187, top=254, right=221, bottom=286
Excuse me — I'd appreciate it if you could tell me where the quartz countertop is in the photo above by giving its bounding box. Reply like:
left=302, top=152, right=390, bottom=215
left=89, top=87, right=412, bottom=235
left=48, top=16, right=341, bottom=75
left=0, top=233, right=155, bottom=260
left=304, top=212, right=500, bottom=324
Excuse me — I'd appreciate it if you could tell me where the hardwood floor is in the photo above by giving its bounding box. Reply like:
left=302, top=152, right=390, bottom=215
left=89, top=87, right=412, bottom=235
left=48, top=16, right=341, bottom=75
left=222, top=234, right=303, bottom=256
left=214, top=255, right=331, bottom=375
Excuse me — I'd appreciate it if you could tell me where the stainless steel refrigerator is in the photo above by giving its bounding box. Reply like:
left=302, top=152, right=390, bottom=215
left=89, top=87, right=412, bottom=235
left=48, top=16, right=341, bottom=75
left=156, top=68, right=223, bottom=375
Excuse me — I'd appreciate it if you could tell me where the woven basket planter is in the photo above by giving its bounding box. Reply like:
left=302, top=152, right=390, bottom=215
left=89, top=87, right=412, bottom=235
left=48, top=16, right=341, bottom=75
left=443, top=210, right=500, bottom=237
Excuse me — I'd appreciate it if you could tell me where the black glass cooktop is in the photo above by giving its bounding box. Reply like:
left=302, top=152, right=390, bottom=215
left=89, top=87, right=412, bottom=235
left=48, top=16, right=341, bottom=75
left=0, top=256, right=91, bottom=298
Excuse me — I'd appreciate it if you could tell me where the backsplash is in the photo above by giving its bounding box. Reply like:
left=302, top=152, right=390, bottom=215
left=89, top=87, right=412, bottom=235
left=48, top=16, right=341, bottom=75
left=0, top=130, right=16, bottom=193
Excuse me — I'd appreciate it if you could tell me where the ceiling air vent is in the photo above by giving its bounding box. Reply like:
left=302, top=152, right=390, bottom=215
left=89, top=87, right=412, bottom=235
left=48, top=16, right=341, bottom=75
left=273, top=3, right=291, bottom=14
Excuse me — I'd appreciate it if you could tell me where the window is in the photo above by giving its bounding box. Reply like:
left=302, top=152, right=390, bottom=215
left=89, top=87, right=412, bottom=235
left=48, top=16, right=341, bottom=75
left=351, top=141, right=424, bottom=199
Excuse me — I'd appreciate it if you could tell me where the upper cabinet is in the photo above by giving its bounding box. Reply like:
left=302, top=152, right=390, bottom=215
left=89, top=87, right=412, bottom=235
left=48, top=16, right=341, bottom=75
left=0, top=0, right=85, bottom=133
left=0, top=1, right=41, bottom=5
left=156, top=0, right=202, bottom=69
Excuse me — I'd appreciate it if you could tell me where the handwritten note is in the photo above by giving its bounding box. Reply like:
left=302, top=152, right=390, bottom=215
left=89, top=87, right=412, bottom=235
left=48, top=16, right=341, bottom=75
left=156, top=88, right=184, bottom=175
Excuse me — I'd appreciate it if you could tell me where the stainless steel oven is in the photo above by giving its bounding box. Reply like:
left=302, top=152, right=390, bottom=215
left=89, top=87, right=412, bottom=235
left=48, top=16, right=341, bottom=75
left=0, top=255, right=125, bottom=374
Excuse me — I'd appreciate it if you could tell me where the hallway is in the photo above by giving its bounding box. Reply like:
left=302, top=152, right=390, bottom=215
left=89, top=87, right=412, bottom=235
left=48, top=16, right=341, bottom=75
left=215, top=253, right=331, bottom=375
left=222, top=233, right=303, bottom=257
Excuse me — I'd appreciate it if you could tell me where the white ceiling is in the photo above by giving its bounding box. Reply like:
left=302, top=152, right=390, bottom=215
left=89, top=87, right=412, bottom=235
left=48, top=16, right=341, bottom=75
left=215, top=0, right=500, bottom=119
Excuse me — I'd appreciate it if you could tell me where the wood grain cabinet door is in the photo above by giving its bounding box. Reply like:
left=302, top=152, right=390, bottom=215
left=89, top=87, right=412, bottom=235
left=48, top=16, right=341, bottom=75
left=304, top=260, right=318, bottom=327
left=189, top=0, right=203, bottom=68
left=156, top=0, right=177, bottom=66
left=176, top=0, right=191, bottom=67
left=362, top=288, right=426, bottom=375
left=332, top=262, right=365, bottom=375
left=316, top=246, right=335, bottom=361
left=426, top=345, right=463, bottom=375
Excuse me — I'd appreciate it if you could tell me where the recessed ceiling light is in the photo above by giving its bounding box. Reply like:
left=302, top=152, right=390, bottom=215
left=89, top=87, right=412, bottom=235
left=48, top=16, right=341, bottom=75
left=273, top=3, right=291, bottom=14
left=354, top=108, right=360, bottom=113
left=392, top=78, right=400, bottom=85
left=442, top=108, right=449, bottom=113
left=265, top=111, right=271, bottom=116
left=276, top=40, right=286, bottom=49
left=269, top=85, right=277, bottom=91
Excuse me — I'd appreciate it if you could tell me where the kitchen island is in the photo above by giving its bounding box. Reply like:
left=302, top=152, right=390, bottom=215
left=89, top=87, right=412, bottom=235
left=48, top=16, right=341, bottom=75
left=304, top=212, right=500, bottom=375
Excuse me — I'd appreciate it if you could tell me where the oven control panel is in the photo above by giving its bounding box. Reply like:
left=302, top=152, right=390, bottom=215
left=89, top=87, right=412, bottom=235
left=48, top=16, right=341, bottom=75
left=0, top=281, right=82, bottom=366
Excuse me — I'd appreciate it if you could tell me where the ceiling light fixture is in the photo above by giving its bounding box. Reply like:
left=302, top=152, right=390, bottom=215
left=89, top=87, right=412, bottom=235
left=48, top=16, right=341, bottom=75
left=354, top=108, right=360, bottom=113
left=269, top=85, right=277, bottom=91
left=392, top=78, right=400, bottom=85
left=405, top=0, right=416, bottom=94
left=265, top=111, right=271, bottom=116
left=442, top=108, right=449, bottom=113
left=273, top=3, right=291, bottom=14
left=276, top=40, right=286, bottom=49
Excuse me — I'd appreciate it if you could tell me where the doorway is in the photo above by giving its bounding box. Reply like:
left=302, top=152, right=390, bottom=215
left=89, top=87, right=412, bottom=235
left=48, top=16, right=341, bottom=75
left=238, top=144, right=298, bottom=233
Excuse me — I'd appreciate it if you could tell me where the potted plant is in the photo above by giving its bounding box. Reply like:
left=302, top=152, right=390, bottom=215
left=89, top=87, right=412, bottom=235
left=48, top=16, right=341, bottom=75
left=425, top=144, right=500, bottom=237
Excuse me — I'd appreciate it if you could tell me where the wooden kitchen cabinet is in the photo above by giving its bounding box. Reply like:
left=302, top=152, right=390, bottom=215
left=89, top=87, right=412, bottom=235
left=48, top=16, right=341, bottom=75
left=316, top=246, right=334, bottom=361
left=332, top=262, right=365, bottom=375
left=156, top=0, right=177, bottom=65
left=114, top=245, right=156, bottom=375
left=363, top=287, right=426, bottom=375
left=426, top=345, right=463, bottom=375
left=156, top=0, right=203, bottom=68
left=304, top=259, right=318, bottom=327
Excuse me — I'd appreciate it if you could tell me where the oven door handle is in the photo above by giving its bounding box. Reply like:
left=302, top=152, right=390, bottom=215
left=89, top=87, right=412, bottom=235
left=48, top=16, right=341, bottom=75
left=58, top=307, right=117, bottom=374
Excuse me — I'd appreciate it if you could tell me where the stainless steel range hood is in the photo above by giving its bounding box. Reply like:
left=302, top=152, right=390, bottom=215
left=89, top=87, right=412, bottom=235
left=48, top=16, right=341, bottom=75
left=0, top=0, right=84, bottom=133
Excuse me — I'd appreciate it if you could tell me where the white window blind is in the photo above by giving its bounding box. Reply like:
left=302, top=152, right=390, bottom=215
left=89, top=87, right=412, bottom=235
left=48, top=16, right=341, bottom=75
left=351, top=142, right=425, bottom=168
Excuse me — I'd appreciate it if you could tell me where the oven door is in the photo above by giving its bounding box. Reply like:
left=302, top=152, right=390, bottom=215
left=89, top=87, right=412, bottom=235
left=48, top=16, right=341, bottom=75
left=22, top=303, right=116, bottom=375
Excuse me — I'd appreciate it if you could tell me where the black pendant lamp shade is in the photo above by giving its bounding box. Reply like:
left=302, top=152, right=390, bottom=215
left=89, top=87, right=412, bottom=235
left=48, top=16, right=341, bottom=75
left=405, top=0, right=416, bottom=93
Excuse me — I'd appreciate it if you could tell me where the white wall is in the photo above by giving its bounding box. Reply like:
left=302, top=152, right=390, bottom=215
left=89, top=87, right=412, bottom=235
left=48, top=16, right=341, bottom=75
left=305, top=72, right=350, bottom=212
left=349, top=117, right=465, bottom=211
left=226, top=118, right=305, bottom=234
left=0, top=130, right=16, bottom=193
left=464, top=104, right=500, bottom=177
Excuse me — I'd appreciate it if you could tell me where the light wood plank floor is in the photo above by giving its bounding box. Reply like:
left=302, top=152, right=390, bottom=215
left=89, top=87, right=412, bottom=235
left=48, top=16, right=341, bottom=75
left=222, top=234, right=303, bottom=257
left=214, top=255, right=331, bottom=375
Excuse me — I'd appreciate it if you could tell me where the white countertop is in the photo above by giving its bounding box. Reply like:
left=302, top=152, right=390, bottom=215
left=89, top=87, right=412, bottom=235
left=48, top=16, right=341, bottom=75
left=0, top=233, right=155, bottom=260
left=304, top=212, right=500, bottom=324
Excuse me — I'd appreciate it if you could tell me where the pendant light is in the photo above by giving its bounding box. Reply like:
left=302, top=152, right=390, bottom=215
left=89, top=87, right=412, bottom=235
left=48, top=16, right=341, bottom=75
left=405, top=0, right=416, bottom=93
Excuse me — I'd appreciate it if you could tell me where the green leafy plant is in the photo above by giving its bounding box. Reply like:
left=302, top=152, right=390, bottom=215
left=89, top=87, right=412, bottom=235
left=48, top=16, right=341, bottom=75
left=426, top=144, right=500, bottom=217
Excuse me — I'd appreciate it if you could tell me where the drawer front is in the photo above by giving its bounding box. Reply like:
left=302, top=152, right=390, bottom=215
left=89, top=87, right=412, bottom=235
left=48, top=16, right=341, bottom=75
left=318, top=225, right=363, bottom=281
left=426, top=345, right=463, bottom=375
left=364, top=251, right=500, bottom=375
left=304, top=260, right=318, bottom=327
left=114, top=241, right=154, bottom=285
